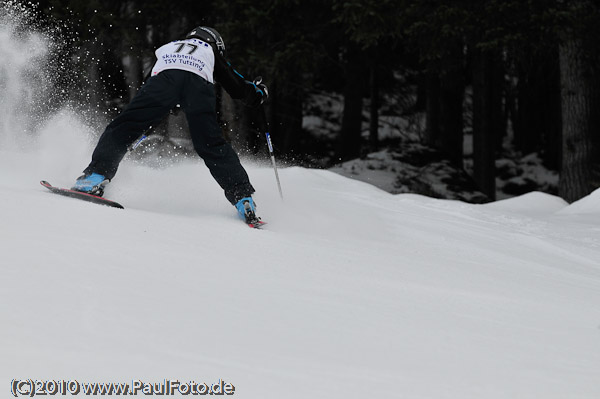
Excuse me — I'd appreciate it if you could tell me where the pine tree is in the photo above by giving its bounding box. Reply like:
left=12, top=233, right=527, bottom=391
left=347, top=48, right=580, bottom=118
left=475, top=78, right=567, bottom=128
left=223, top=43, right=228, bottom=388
left=557, top=0, right=600, bottom=202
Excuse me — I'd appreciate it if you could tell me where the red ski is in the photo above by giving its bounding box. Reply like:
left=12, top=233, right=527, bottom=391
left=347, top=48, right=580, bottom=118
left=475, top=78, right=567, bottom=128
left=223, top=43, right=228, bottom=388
left=40, top=180, right=124, bottom=209
left=247, top=220, right=267, bottom=229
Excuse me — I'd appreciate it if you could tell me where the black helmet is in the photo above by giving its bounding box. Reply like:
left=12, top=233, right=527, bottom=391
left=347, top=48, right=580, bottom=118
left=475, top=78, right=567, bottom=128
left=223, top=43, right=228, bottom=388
left=186, top=26, right=226, bottom=57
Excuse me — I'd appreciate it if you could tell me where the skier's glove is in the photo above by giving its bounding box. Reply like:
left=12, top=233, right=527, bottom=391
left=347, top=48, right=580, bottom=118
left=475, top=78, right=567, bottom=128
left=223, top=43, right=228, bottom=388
left=244, top=79, right=269, bottom=108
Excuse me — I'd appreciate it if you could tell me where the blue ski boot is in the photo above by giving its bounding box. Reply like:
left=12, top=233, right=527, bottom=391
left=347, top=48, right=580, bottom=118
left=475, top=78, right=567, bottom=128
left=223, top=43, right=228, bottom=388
left=235, top=197, right=262, bottom=227
left=71, top=173, right=109, bottom=196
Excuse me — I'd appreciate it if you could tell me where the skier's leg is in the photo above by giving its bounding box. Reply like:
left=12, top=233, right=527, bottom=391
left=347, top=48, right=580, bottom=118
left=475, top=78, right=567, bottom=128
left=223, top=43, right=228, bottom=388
left=83, top=71, right=181, bottom=179
left=182, top=75, right=255, bottom=204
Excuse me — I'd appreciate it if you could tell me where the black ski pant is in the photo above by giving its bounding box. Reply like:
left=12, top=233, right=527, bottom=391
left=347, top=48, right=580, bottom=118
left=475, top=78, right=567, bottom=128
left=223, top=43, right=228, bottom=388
left=84, top=69, right=254, bottom=205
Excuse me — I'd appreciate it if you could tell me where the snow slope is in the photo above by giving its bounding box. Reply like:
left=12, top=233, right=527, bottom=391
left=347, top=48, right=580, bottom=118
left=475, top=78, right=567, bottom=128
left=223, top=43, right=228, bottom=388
left=1, top=7, right=600, bottom=397
left=1, top=114, right=600, bottom=398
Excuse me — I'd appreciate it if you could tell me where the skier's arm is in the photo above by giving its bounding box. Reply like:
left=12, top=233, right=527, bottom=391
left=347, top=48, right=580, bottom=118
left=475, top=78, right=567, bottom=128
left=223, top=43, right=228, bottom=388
left=213, top=51, right=268, bottom=107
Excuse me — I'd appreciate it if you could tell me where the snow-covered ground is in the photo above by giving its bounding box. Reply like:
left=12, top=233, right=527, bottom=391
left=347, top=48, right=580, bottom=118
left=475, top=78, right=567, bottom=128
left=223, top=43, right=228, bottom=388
left=1, top=113, right=600, bottom=398
left=2, top=6, right=600, bottom=398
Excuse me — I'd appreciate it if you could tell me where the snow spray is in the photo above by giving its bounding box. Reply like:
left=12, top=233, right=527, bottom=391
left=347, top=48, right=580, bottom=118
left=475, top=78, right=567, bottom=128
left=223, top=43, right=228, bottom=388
left=0, top=3, right=102, bottom=188
left=0, top=2, right=52, bottom=150
left=0, top=1, right=103, bottom=184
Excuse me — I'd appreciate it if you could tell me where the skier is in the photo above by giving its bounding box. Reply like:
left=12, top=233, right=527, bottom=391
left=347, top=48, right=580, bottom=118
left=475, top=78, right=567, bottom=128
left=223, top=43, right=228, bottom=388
left=71, top=26, right=268, bottom=224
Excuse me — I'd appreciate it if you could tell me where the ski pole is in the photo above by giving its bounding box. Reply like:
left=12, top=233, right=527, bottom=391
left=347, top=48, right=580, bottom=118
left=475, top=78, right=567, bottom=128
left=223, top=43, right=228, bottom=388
left=129, top=134, right=148, bottom=152
left=259, top=105, right=283, bottom=200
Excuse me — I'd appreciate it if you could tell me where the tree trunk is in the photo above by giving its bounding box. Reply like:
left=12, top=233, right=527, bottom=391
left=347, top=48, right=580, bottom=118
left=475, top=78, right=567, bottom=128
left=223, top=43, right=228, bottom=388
left=472, top=49, right=503, bottom=200
left=544, top=46, right=563, bottom=171
left=425, top=41, right=465, bottom=166
left=122, top=54, right=143, bottom=102
left=271, top=82, right=303, bottom=157
left=424, top=70, right=441, bottom=148
left=338, top=43, right=364, bottom=161
left=219, top=88, right=248, bottom=152
left=514, top=46, right=562, bottom=168
left=439, top=41, right=466, bottom=166
left=559, top=38, right=600, bottom=202
left=369, top=63, right=379, bottom=151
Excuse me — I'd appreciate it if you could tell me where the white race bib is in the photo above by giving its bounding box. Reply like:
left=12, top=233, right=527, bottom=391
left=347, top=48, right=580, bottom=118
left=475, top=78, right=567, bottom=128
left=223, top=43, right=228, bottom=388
left=151, top=38, right=215, bottom=82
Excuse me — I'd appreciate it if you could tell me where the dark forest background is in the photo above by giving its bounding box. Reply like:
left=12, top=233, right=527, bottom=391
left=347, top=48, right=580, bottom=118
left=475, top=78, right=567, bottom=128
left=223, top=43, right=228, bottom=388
left=23, top=0, right=600, bottom=203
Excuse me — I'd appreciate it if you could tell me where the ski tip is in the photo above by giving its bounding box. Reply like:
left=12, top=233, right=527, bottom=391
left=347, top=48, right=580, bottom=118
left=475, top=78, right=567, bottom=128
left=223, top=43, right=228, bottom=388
left=247, top=220, right=267, bottom=229
left=40, top=179, right=125, bottom=209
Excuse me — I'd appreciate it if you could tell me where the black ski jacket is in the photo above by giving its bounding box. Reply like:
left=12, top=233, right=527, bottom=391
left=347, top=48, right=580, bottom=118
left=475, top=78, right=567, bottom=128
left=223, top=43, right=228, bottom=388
left=145, top=38, right=259, bottom=106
